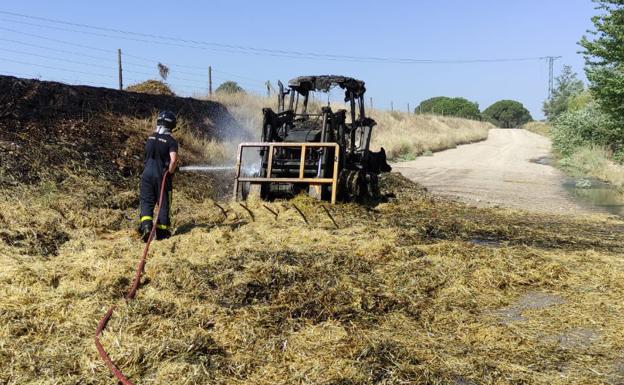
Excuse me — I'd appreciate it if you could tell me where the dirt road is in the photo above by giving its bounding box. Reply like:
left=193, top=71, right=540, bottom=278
left=393, top=128, right=595, bottom=215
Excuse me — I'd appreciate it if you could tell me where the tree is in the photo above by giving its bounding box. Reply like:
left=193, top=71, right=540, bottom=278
left=415, top=96, right=481, bottom=119
left=216, top=80, right=245, bottom=94
left=567, top=90, right=593, bottom=112
left=542, top=65, right=584, bottom=121
left=157, top=62, right=169, bottom=81
left=482, top=100, right=532, bottom=128
left=579, top=0, right=624, bottom=121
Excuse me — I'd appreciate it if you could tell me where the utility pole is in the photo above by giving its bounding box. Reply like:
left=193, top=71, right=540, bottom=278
left=266, top=81, right=271, bottom=97
left=407, top=103, right=410, bottom=115
left=370, top=96, right=373, bottom=111
left=117, top=49, right=122, bottom=90
left=390, top=101, right=394, bottom=112
left=545, top=56, right=562, bottom=99
left=208, top=66, right=213, bottom=96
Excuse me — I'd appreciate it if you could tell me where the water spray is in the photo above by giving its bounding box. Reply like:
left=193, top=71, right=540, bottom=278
left=178, top=165, right=236, bottom=172
left=178, top=164, right=260, bottom=175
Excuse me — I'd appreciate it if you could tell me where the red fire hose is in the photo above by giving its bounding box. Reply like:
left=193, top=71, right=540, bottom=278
left=94, top=170, right=170, bottom=385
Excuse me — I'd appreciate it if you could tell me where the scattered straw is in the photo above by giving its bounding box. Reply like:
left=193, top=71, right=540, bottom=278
left=1, top=172, right=623, bottom=384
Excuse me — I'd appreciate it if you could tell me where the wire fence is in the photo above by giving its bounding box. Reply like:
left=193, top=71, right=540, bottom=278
left=0, top=9, right=556, bottom=110
left=0, top=22, right=269, bottom=97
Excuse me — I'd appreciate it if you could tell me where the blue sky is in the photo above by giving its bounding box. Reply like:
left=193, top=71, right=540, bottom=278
left=0, top=0, right=597, bottom=119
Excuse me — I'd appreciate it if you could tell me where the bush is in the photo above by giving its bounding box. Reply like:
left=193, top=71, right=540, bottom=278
left=482, top=100, right=532, bottom=128
left=126, top=80, right=175, bottom=96
left=216, top=81, right=245, bottom=95
left=551, top=104, right=618, bottom=158
left=567, top=90, right=593, bottom=112
left=416, top=96, right=480, bottom=119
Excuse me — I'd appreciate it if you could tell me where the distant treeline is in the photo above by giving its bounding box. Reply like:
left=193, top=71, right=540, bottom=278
left=415, top=96, right=532, bottom=128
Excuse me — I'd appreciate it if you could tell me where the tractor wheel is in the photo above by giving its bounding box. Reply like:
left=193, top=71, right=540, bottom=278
left=338, top=170, right=381, bottom=202
left=338, top=170, right=366, bottom=202
left=364, top=173, right=380, bottom=199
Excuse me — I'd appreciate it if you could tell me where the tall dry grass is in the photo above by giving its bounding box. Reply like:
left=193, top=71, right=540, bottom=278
left=521, top=122, right=624, bottom=189
left=204, top=93, right=493, bottom=161
left=522, top=121, right=552, bottom=137
left=561, top=145, right=624, bottom=188
left=370, top=111, right=493, bottom=160
left=205, top=92, right=272, bottom=141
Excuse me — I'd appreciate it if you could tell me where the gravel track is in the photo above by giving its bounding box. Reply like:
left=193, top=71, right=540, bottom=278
left=393, top=128, right=596, bottom=215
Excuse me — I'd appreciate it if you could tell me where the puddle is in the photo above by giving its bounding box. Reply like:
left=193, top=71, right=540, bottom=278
left=453, top=376, right=475, bottom=385
left=563, top=178, right=624, bottom=217
left=530, top=155, right=553, bottom=166
left=543, top=327, right=600, bottom=350
left=492, top=292, right=565, bottom=323
left=469, top=237, right=502, bottom=248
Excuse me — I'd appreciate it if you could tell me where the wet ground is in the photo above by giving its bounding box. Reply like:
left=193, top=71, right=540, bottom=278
left=563, top=178, right=624, bottom=217
left=530, top=155, right=624, bottom=218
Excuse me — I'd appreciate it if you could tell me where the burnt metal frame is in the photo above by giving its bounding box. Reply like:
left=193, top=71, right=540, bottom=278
left=233, top=142, right=341, bottom=204
left=276, top=76, right=373, bottom=158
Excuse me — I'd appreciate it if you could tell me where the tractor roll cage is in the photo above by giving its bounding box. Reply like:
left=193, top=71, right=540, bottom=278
left=276, top=75, right=374, bottom=154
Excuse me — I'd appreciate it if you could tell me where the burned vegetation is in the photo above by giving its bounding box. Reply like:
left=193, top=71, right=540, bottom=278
left=1, top=76, right=624, bottom=385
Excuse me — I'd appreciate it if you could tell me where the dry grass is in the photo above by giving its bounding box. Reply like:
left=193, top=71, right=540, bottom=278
left=370, top=112, right=493, bottom=160
left=522, top=122, right=552, bottom=137
left=205, top=93, right=492, bottom=161
left=1, top=170, right=624, bottom=384
left=126, top=80, right=175, bottom=96
left=176, top=119, right=234, bottom=165
left=2, top=93, right=620, bottom=385
left=561, top=146, right=624, bottom=188
left=206, top=92, right=272, bottom=141
left=519, top=122, right=624, bottom=189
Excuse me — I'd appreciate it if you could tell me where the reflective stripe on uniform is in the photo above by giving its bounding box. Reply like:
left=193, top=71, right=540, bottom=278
left=140, top=216, right=153, bottom=222
left=156, top=224, right=168, bottom=230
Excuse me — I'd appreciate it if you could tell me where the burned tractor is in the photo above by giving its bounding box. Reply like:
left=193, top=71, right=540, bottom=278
left=234, top=75, right=391, bottom=203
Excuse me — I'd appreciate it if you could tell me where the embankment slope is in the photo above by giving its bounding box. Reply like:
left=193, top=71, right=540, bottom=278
left=0, top=75, right=240, bottom=185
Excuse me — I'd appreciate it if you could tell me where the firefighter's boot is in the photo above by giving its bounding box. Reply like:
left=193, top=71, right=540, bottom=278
left=139, top=220, right=152, bottom=243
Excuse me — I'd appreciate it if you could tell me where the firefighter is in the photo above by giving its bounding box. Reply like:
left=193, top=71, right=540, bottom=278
left=138, top=110, right=178, bottom=242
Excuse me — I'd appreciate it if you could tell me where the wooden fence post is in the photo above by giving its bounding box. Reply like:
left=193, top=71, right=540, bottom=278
left=117, top=49, right=123, bottom=90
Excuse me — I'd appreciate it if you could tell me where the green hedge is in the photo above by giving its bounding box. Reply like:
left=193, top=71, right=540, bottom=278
left=551, top=104, right=624, bottom=162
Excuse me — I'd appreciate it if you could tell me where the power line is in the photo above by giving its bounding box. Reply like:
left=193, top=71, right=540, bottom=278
left=0, top=26, right=113, bottom=53
left=0, top=27, right=268, bottom=84
left=0, top=60, right=264, bottom=96
left=0, top=17, right=304, bottom=60
left=0, top=37, right=118, bottom=63
left=0, top=10, right=558, bottom=64
left=0, top=69, right=108, bottom=87
left=0, top=37, right=211, bottom=77
left=0, top=43, right=262, bottom=90
left=0, top=47, right=119, bottom=70
left=0, top=52, right=263, bottom=94
left=0, top=11, right=380, bottom=61
left=0, top=57, right=114, bottom=78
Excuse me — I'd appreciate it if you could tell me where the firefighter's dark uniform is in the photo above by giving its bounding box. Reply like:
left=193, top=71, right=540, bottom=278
left=139, top=132, right=178, bottom=236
